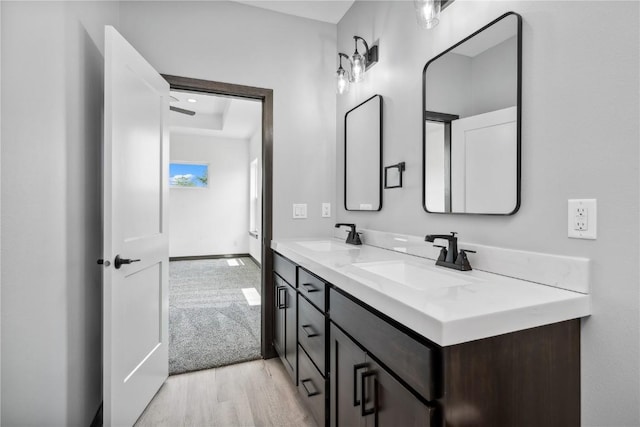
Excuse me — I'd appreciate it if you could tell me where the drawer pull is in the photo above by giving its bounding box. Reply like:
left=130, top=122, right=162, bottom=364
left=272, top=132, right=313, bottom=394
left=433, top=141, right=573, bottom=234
left=361, top=370, right=378, bottom=417
left=301, top=282, right=320, bottom=293
left=353, top=363, right=368, bottom=406
left=277, top=287, right=287, bottom=309
left=301, top=324, right=319, bottom=338
left=301, top=378, right=320, bottom=397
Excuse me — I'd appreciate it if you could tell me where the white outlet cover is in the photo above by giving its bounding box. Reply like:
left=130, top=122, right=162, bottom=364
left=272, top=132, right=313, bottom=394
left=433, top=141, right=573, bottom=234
left=568, top=199, right=597, bottom=239
left=322, top=202, right=331, bottom=218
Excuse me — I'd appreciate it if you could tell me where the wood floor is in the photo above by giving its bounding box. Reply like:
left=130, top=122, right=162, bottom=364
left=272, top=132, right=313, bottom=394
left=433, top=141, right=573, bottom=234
left=135, top=358, right=317, bottom=427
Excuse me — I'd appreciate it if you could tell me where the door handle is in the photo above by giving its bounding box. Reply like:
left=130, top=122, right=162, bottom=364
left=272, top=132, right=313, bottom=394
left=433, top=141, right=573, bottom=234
left=277, top=287, right=287, bottom=309
left=114, top=254, right=141, bottom=269
left=361, top=370, right=378, bottom=417
left=353, top=363, right=368, bottom=407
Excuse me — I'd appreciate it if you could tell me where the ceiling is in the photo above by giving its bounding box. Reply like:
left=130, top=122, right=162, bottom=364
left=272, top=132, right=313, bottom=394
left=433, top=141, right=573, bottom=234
left=234, top=0, right=354, bottom=24
left=170, top=90, right=262, bottom=139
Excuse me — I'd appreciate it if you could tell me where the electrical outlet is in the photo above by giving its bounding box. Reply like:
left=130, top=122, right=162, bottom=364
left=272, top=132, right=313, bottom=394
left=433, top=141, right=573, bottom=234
left=293, top=203, right=307, bottom=219
left=568, top=199, right=597, bottom=239
left=322, top=203, right=331, bottom=218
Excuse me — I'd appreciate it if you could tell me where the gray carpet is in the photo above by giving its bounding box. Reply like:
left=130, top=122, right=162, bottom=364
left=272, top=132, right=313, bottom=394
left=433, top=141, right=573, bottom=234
left=169, top=257, right=261, bottom=375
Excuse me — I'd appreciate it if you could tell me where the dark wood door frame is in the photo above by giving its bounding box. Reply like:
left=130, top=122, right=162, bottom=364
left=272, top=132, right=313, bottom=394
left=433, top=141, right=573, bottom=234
left=162, top=74, right=276, bottom=359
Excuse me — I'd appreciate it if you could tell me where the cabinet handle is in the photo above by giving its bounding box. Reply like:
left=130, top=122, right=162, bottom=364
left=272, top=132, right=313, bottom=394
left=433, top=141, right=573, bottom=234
left=301, top=324, right=319, bottom=338
left=301, top=378, right=320, bottom=397
left=353, top=363, right=368, bottom=407
left=277, top=287, right=287, bottom=309
left=361, top=370, right=378, bottom=417
left=301, top=282, right=320, bottom=293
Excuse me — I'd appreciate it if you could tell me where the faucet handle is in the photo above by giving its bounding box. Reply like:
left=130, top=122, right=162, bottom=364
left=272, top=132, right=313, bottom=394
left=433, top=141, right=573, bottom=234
left=455, top=249, right=476, bottom=271
left=433, top=245, right=447, bottom=262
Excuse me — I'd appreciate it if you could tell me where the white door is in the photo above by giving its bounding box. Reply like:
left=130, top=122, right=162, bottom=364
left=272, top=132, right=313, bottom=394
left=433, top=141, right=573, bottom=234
left=451, top=106, right=517, bottom=213
left=102, top=26, right=169, bottom=427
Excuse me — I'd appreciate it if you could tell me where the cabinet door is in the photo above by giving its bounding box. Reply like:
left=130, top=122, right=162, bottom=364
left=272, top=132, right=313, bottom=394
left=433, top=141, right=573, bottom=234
left=362, top=356, right=438, bottom=427
left=274, top=275, right=297, bottom=383
left=273, top=275, right=286, bottom=357
left=283, top=284, right=298, bottom=382
left=330, top=323, right=367, bottom=427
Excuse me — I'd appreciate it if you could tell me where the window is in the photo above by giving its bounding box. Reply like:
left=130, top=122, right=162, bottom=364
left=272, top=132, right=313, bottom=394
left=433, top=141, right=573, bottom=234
left=169, top=162, right=208, bottom=188
left=249, top=158, right=259, bottom=235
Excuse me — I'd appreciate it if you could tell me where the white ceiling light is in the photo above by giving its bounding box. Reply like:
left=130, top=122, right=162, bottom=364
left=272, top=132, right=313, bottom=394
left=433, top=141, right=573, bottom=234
left=187, top=98, right=197, bottom=103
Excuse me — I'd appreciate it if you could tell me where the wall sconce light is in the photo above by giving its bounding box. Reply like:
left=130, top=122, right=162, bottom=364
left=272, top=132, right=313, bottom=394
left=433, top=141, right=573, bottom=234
left=350, top=36, right=378, bottom=83
left=414, top=0, right=441, bottom=29
left=336, top=53, right=350, bottom=94
left=336, top=36, right=379, bottom=94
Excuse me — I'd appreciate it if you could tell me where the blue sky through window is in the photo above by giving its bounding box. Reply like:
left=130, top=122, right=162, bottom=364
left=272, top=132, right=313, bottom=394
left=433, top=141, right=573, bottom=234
left=169, top=163, right=208, bottom=188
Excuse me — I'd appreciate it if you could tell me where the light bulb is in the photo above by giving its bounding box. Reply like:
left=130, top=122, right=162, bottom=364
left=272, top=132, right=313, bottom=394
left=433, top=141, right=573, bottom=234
left=351, top=52, right=366, bottom=83
left=414, top=0, right=441, bottom=30
left=336, top=68, right=349, bottom=94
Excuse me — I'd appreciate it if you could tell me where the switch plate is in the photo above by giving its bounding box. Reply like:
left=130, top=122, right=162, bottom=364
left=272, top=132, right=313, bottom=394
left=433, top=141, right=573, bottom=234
left=568, top=199, right=597, bottom=239
left=322, top=203, right=331, bottom=218
left=293, top=203, right=307, bottom=219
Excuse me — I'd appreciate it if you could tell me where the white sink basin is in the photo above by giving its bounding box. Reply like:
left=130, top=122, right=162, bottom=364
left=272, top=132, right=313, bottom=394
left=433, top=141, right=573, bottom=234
left=353, top=260, right=474, bottom=290
left=296, top=240, right=352, bottom=252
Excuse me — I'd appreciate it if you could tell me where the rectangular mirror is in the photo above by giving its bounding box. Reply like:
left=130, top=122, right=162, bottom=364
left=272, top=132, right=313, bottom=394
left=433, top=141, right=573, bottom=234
left=345, top=94, right=383, bottom=211
left=422, top=12, right=521, bottom=215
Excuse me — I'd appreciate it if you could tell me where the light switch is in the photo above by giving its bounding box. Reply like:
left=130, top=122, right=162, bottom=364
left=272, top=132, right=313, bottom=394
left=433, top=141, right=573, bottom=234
left=293, top=203, right=307, bottom=219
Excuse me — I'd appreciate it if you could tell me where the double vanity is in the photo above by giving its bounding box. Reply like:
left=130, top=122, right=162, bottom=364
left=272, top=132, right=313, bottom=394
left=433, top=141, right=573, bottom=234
left=286, top=9, right=590, bottom=426
left=271, top=237, right=590, bottom=427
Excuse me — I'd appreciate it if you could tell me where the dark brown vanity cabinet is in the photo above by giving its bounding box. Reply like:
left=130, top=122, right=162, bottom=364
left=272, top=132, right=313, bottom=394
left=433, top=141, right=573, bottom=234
left=272, top=252, right=580, bottom=427
left=329, top=293, right=439, bottom=427
left=297, top=270, right=328, bottom=427
left=273, top=254, right=298, bottom=383
left=330, top=324, right=438, bottom=427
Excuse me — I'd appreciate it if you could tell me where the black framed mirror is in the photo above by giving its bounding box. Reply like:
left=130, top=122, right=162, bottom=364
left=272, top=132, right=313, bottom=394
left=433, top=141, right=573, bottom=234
left=422, top=12, right=522, bottom=215
left=345, top=94, right=383, bottom=211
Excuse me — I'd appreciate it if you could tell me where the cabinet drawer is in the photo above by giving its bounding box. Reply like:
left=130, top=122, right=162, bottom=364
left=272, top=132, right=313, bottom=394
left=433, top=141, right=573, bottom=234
left=274, top=253, right=297, bottom=286
left=298, top=268, right=326, bottom=311
left=298, top=295, right=326, bottom=374
left=298, top=345, right=326, bottom=427
left=330, top=289, right=441, bottom=401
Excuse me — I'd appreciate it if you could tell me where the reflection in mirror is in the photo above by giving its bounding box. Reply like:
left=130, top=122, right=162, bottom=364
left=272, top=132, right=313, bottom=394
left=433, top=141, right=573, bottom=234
left=345, top=95, right=382, bottom=211
left=423, top=12, right=521, bottom=214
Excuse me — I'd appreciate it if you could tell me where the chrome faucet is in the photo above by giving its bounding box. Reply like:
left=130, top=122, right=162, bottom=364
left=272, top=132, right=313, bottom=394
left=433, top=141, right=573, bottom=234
left=425, top=232, right=475, bottom=271
left=335, top=223, right=362, bottom=245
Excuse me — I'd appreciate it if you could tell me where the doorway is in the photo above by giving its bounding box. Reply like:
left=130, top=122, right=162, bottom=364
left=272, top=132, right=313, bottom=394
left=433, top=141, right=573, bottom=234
left=162, top=74, right=276, bottom=368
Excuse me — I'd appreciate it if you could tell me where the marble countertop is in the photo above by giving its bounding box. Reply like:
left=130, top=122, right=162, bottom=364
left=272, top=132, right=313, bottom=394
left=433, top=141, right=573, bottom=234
left=271, top=238, right=591, bottom=346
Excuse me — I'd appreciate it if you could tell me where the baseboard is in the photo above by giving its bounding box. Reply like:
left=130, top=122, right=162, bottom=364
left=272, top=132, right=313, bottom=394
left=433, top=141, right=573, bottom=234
left=170, top=253, right=251, bottom=262
left=249, top=255, right=261, bottom=267
left=90, top=402, right=103, bottom=427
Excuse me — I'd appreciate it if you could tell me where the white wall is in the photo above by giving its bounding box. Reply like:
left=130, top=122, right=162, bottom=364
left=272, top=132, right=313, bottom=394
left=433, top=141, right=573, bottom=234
left=1, top=1, right=119, bottom=425
left=118, top=1, right=338, bottom=240
left=170, top=133, right=249, bottom=257
left=1, top=2, right=336, bottom=424
left=248, top=129, right=262, bottom=263
left=336, top=2, right=639, bottom=425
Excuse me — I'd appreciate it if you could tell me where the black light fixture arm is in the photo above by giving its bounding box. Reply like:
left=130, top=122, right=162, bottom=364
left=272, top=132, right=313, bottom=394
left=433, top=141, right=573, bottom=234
left=353, top=36, right=370, bottom=56
left=352, top=35, right=378, bottom=69
left=338, top=52, right=350, bottom=69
